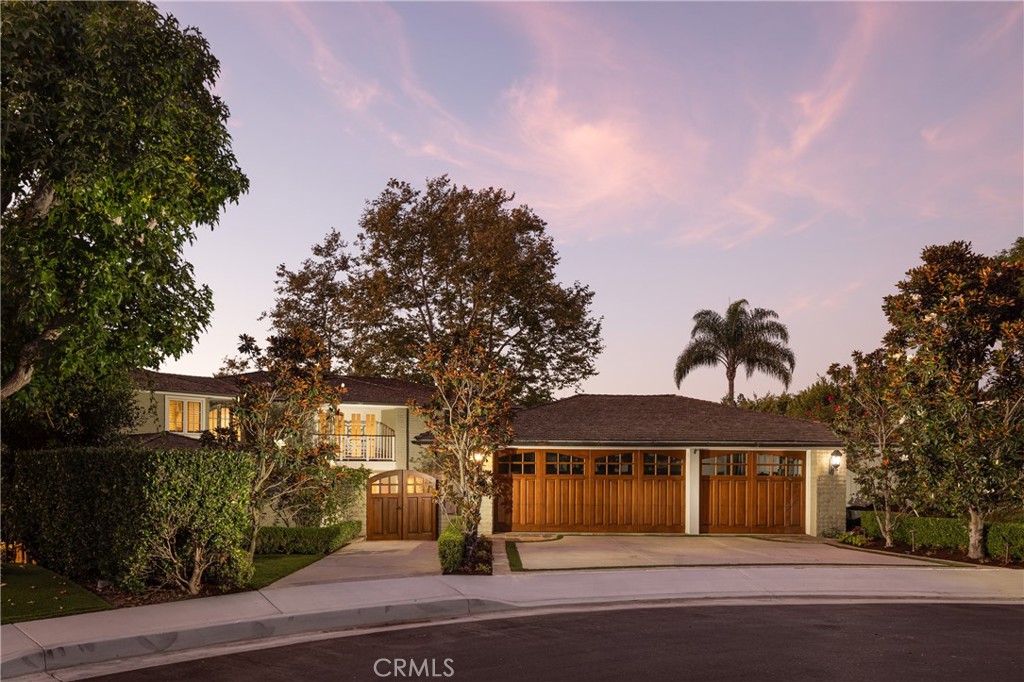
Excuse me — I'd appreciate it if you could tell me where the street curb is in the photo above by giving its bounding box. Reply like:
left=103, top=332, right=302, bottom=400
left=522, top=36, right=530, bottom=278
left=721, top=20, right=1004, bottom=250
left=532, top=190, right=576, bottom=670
left=0, top=597, right=515, bottom=679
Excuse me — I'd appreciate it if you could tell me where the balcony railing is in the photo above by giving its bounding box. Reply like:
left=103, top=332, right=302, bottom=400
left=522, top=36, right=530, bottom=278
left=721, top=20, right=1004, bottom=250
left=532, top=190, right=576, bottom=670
left=316, top=422, right=396, bottom=462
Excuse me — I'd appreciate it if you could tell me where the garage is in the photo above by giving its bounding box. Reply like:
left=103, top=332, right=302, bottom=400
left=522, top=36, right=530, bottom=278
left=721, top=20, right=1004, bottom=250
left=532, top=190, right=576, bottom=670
left=493, top=449, right=687, bottom=533
left=699, top=450, right=805, bottom=533
left=366, top=469, right=438, bottom=540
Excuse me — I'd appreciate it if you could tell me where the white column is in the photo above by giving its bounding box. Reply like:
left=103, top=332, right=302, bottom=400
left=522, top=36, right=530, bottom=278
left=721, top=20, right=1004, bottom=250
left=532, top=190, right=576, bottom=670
left=685, top=448, right=701, bottom=535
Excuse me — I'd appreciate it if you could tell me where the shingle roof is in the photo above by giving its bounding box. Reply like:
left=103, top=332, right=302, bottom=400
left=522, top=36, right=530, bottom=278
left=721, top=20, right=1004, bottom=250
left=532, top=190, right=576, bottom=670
left=510, top=394, right=841, bottom=447
left=133, top=370, right=433, bottom=406
left=133, top=370, right=238, bottom=397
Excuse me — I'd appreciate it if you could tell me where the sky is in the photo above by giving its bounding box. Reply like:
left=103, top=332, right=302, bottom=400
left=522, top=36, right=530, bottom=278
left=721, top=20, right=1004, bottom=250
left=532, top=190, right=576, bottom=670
left=156, top=1, right=1023, bottom=403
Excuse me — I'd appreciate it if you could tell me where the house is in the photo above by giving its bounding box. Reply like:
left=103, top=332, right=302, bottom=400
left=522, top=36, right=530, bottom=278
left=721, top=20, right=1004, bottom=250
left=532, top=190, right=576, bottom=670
left=131, top=369, right=433, bottom=473
left=131, top=372, right=846, bottom=541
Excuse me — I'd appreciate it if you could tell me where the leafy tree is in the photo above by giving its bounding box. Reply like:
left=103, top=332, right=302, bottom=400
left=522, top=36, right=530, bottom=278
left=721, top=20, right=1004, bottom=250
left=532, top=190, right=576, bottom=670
left=262, top=229, right=352, bottom=370
left=674, top=299, right=795, bottom=405
left=1, top=1, right=248, bottom=400
left=883, top=241, right=1024, bottom=559
left=220, top=328, right=350, bottom=556
left=269, top=176, right=603, bottom=406
left=735, top=376, right=840, bottom=424
left=414, top=332, right=513, bottom=555
left=827, top=350, right=916, bottom=547
left=0, top=367, right=141, bottom=450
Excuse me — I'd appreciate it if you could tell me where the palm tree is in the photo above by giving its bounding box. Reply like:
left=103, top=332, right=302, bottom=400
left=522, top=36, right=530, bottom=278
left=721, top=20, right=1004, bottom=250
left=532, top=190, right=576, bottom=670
left=673, top=299, right=796, bottom=405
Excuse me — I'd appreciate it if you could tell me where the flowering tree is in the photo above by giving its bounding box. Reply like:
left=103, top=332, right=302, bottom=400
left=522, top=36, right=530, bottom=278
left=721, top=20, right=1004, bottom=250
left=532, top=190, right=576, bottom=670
left=828, top=350, right=916, bottom=547
left=883, top=241, right=1024, bottom=559
left=414, top=334, right=513, bottom=550
left=220, top=327, right=351, bottom=557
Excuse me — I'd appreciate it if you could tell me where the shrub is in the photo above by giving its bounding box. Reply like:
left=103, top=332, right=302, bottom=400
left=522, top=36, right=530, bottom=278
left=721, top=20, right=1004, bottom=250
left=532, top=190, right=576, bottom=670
left=1, top=447, right=254, bottom=593
left=255, top=521, right=362, bottom=554
left=987, top=523, right=1024, bottom=562
left=862, top=512, right=1024, bottom=560
left=836, top=529, right=869, bottom=547
left=438, top=519, right=465, bottom=574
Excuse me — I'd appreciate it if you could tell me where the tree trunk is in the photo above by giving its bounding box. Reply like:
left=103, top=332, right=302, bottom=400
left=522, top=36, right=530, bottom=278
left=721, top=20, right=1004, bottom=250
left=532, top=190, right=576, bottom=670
left=1, top=323, right=65, bottom=400
left=968, top=508, right=986, bottom=560
left=725, top=366, right=737, bottom=406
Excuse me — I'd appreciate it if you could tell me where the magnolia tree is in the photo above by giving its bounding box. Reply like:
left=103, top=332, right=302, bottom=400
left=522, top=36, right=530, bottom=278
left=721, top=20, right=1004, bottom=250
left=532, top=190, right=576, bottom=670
left=414, top=335, right=513, bottom=551
left=828, top=350, right=916, bottom=547
left=219, top=328, right=353, bottom=556
left=883, top=242, right=1024, bottom=559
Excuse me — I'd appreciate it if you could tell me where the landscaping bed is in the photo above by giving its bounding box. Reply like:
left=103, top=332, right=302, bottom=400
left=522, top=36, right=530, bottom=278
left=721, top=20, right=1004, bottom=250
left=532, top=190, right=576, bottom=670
left=851, top=538, right=1023, bottom=569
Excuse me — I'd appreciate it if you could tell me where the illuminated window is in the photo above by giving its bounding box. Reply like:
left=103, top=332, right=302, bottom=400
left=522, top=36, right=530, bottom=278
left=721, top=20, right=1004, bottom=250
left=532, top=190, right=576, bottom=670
left=169, top=400, right=184, bottom=432
left=168, top=398, right=203, bottom=434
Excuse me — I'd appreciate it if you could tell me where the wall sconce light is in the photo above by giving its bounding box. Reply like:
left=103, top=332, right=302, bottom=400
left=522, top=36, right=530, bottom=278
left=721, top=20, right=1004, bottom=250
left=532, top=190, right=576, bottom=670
left=829, top=451, right=842, bottom=476
left=472, top=452, right=485, bottom=463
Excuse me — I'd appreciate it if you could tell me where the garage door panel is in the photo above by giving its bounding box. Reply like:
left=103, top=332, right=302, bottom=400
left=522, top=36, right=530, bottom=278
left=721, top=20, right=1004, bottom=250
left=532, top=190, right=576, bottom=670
left=701, top=451, right=806, bottom=534
left=639, top=478, right=685, bottom=530
left=591, top=478, right=636, bottom=530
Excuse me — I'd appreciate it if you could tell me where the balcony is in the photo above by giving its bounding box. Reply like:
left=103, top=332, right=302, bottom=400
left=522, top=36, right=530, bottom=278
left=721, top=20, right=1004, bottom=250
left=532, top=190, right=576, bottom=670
left=317, top=422, right=396, bottom=462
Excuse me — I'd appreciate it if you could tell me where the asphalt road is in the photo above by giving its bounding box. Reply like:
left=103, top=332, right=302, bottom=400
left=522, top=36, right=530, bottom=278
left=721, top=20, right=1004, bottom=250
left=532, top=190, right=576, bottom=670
left=89, top=603, right=1023, bottom=682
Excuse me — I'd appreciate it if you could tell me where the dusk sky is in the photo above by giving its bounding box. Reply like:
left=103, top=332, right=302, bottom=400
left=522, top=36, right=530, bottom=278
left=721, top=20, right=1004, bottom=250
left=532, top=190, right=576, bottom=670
left=157, top=1, right=1023, bottom=403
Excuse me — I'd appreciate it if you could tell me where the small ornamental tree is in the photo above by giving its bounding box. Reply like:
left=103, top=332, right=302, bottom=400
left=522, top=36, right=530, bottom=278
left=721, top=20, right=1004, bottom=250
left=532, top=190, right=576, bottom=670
left=828, top=350, right=916, bottom=547
left=220, top=327, right=350, bottom=556
left=414, top=333, right=514, bottom=557
left=883, top=241, right=1024, bottom=559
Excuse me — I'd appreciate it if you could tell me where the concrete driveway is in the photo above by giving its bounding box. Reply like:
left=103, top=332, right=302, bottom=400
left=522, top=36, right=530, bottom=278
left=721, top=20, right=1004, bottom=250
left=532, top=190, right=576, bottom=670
left=266, top=539, right=440, bottom=588
left=507, top=535, right=946, bottom=570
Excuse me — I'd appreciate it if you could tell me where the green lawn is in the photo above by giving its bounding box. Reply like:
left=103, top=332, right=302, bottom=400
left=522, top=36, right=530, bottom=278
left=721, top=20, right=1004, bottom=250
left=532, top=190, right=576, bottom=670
left=1, top=563, right=112, bottom=624
left=251, top=554, right=323, bottom=589
left=0, top=555, right=324, bottom=624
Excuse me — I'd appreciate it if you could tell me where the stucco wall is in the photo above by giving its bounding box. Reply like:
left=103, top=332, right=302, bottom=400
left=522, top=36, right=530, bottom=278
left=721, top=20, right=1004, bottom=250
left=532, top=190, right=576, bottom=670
left=132, top=392, right=163, bottom=434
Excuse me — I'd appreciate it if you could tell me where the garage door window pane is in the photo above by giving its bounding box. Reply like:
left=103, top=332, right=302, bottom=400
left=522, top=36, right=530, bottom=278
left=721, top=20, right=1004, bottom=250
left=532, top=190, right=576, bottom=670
left=596, top=452, right=633, bottom=476
left=702, top=452, right=746, bottom=476
left=545, top=452, right=585, bottom=475
left=499, top=452, right=536, bottom=475
left=643, top=453, right=683, bottom=476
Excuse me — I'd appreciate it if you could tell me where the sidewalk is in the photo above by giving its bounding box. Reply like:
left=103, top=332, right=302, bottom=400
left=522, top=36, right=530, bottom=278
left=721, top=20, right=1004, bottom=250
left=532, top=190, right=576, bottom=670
left=3, top=564, right=1022, bottom=679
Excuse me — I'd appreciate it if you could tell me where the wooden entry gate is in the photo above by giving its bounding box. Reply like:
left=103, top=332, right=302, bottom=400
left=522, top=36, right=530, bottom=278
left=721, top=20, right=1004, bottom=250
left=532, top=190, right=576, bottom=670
left=366, top=470, right=438, bottom=540
left=493, top=449, right=687, bottom=533
left=699, top=451, right=805, bottom=533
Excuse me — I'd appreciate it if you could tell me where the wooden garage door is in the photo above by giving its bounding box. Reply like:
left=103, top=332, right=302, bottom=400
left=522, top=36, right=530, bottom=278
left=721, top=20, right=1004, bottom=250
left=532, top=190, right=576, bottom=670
left=493, top=449, right=686, bottom=533
left=699, top=451, right=804, bottom=534
left=366, top=470, right=438, bottom=540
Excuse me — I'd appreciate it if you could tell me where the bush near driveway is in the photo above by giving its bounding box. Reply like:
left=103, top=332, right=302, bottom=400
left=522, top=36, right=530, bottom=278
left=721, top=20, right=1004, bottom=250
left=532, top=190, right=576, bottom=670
left=255, top=521, right=362, bottom=555
left=438, top=519, right=465, bottom=574
left=1, top=447, right=253, bottom=594
left=861, top=512, right=1024, bottom=560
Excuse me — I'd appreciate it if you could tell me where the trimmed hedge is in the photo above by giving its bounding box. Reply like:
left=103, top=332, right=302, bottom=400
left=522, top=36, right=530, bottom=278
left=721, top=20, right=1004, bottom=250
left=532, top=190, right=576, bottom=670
left=438, top=519, right=465, bottom=574
left=256, top=521, right=362, bottom=554
left=861, top=511, right=1024, bottom=560
left=1, top=447, right=253, bottom=591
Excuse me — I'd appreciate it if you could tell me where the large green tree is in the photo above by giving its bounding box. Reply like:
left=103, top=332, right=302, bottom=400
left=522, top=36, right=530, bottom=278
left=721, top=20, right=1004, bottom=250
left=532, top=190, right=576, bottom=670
left=884, top=241, right=1024, bottom=559
left=674, top=299, right=796, bottom=405
left=269, top=176, right=603, bottom=406
left=262, top=229, right=352, bottom=370
left=1, top=1, right=248, bottom=400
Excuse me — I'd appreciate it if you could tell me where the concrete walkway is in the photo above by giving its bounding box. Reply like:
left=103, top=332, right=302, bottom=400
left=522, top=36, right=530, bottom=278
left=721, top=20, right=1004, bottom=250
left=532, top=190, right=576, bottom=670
left=4, top=561, right=1022, bottom=679
left=509, top=535, right=941, bottom=570
left=267, top=539, right=441, bottom=587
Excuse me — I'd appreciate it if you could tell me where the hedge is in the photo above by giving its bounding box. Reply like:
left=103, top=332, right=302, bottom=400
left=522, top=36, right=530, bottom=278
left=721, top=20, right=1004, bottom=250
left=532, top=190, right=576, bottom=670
left=438, top=519, right=465, bottom=574
left=861, top=511, right=1024, bottom=560
left=256, top=521, right=362, bottom=554
left=1, top=447, right=253, bottom=592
